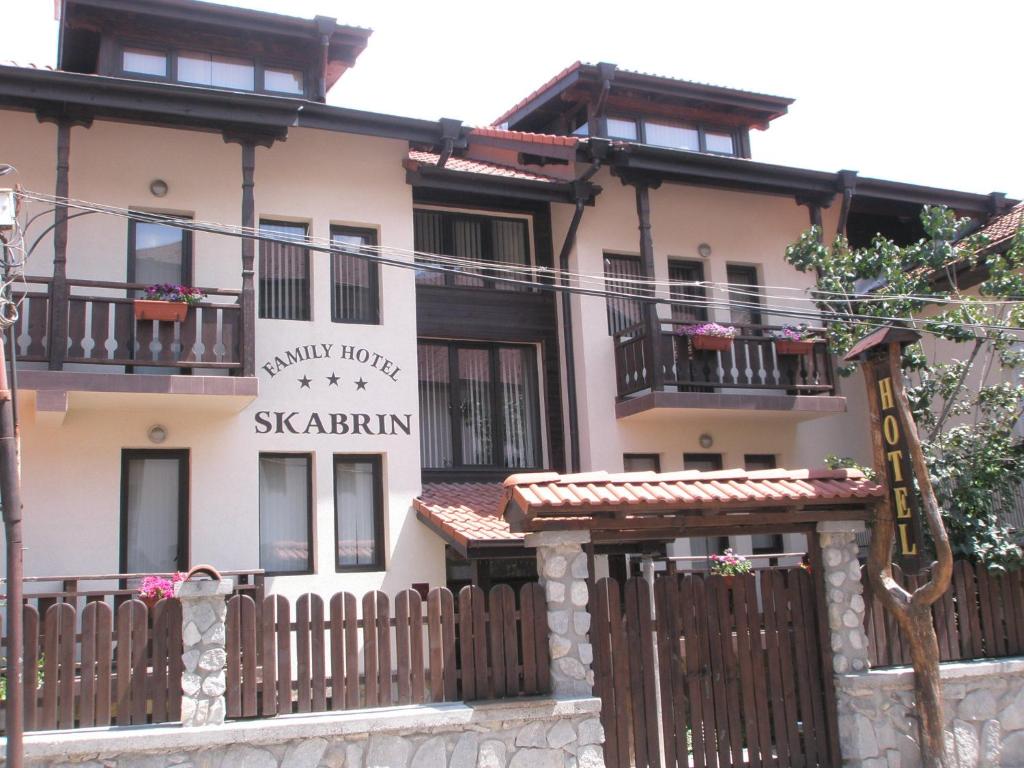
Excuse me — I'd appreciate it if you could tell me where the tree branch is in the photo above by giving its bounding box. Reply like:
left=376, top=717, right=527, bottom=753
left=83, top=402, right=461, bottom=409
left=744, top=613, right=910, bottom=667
left=928, top=337, right=983, bottom=442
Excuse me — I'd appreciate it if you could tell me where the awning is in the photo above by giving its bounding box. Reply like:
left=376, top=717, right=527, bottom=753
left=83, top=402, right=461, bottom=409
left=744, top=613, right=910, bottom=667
left=414, top=482, right=522, bottom=559
left=500, top=468, right=884, bottom=539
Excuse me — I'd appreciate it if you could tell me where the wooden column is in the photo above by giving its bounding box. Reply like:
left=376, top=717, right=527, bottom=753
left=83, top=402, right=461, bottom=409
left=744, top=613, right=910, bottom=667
left=634, top=183, right=663, bottom=390
left=48, top=121, right=71, bottom=371
left=240, top=141, right=257, bottom=378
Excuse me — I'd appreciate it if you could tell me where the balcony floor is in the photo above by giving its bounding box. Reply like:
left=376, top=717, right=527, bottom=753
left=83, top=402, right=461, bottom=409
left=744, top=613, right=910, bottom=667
left=615, top=389, right=847, bottom=420
left=18, top=369, right=259, bottom=419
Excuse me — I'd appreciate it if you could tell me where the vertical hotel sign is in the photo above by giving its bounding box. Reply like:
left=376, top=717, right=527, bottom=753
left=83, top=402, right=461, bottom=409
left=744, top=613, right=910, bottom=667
left=874, top=359, right=924, bottom=569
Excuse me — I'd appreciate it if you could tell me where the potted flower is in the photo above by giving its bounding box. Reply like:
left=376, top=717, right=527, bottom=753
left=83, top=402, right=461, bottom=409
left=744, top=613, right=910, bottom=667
left=134, top=284, right=206, bottom=322
left=771, top=324, right=818, bottom=356
left=137, top=572, right=186, bottom=609
left=680, top=322, right=738, bottom=352
left=709, top=548, right=752, bottom=586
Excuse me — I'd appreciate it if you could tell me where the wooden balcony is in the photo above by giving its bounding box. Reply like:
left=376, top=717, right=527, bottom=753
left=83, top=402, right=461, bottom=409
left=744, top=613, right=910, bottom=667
left=10, top=278, right=257, bottom=412
left=612, top=321, right=845, bottom=419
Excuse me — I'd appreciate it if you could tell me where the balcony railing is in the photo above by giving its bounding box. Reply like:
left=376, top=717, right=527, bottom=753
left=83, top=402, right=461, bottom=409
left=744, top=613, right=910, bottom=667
left=12, top=278, right=244, bottom=374
left=613, top=320, right=837, bottom=400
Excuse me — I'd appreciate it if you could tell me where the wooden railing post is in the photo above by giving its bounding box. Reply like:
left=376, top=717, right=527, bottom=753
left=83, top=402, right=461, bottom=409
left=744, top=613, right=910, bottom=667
left=239, top=141, right=256, bottom=378
left=634, top=183, right=664, bottom=391
left=47, top=121, right=71, bottom=371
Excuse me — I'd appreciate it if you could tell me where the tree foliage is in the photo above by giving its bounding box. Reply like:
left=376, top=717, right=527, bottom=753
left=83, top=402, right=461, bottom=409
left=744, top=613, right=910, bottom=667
left=786, top=207, right=1024, bottom=569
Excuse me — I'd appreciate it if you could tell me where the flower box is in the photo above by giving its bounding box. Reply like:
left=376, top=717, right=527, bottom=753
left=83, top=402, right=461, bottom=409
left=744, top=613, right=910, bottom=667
left=692, top=335, right=733, bottom=352
left=134, top=299, right=188, bottom=323
left=774, top=338, right=816, bottom=356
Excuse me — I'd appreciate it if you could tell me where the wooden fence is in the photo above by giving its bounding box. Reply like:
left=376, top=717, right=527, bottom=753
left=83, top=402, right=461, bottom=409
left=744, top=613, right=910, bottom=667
left=864, top=560, right=1024, bottom=668
left=0, top=583, right=549, bottom=732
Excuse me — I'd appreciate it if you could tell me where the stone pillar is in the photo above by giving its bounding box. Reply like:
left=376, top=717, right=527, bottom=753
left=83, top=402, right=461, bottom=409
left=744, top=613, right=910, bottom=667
left=175, top=577, right=233, bottom=726
left=818, top=521, right=870, bottom=675
left=524, top=531, right=594, bottom=697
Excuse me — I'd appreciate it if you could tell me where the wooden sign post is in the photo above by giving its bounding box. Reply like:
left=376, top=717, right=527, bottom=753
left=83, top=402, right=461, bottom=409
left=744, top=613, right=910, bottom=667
left=844, top=326, right=954, bottom=768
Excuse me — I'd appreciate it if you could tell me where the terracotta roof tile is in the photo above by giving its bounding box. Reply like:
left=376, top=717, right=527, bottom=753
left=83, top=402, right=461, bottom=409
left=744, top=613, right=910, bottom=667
left=406, top=150, right=563, bottom=184
left=414, top=483, right=520, bottom=552
left=503, top=468, right=884, bottom=514
left=974, top=202, right=1023, bottom=251
left=470, top=126, right=578, bottom=148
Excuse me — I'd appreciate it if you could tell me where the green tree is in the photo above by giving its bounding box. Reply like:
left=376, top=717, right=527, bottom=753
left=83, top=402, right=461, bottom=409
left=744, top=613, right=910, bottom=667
left=786, top=207, right=1024, bottom=569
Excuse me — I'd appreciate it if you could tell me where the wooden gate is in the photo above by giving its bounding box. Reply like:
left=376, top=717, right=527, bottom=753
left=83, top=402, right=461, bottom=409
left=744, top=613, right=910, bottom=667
left=592, top=568, right=839, bottom=768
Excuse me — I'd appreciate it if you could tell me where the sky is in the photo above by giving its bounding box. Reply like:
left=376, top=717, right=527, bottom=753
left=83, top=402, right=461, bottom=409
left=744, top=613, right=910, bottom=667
left=4, top=0, right=1023, bottom=199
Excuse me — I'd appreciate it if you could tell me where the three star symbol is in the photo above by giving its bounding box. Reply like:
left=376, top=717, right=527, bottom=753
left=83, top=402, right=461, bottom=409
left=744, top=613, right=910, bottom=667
left=326, top=372, right=340, bottom=386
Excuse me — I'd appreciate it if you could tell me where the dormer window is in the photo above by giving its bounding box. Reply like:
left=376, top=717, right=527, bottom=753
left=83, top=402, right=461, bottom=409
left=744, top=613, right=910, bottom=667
left=123, top=48, right=167, bottom=77
left=645, top=121, right=699, bottom=151
left=118, top=44, right=306, bottom=97
left=178, top=52, right=254, bottom=91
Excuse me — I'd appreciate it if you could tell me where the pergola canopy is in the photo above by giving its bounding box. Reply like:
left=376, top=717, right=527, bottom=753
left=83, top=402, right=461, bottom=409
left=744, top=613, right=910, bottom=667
left=500, top=468, right=883, bottom=540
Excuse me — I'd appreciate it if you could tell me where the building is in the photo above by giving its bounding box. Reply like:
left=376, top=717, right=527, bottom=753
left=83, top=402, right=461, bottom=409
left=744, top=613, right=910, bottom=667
left=0, top=0, right=1012, bottom=599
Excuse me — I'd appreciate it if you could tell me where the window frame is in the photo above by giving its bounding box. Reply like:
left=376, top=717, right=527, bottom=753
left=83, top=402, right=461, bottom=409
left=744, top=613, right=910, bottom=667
left=119, top=448, right=190, bottom=574
left=624, top=453, right=661, bottom=472
left=603, top=252, right=648, bottom=336
left=668, top=258, right=708, bottom=323
left=258, top=219, right=312, bottom=321
left=418, top=339, right=545, bottom=473
left=329, top=225, right=381, bottom=325
left=412, top=207, right=535, bottom=291
left=726, top=263, right=763, bottom=327
left=258, top=452, right=314, bottom=577
left=333, top=454, right=386, bottom=573
left=127, top=216, right=194, bottom=286
left=636, top=118, right=739, bottom=156
left=682, top=453, right=724, bottom=472
left=116, top=40, right=308, bottom=97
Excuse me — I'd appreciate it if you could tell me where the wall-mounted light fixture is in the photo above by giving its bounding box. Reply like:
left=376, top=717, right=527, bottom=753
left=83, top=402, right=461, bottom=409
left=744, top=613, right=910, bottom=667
left=697, top=243, right=712, bottom=259
left=149, top=179, right=169, bottom=198
left=698, top=433, right=714, bottom=449
left=147, top=424, right=168, bottom=444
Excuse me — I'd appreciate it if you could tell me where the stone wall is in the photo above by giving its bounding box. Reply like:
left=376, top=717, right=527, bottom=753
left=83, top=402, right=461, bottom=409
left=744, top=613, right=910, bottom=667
left=835, top=657, right=1024, bottom=768
left=16, top=697, right=604, bottom=768
left=817, top=521, right=871, bottom=675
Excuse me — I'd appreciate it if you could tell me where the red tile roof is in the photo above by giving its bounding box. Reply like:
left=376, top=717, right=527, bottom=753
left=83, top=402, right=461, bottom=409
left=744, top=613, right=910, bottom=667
left=405, top=150, right=563, bottom=184
left=416, top=469, right=882, bottom=553
left=502, top=468, right=884, bottom=513
left=493, top=61, right=585, bottom=127
left=975, top=202, right=1023, bottom=251
left=414, top=483, right=519, bottom=554
left=470, top=126, right=578, bottom=148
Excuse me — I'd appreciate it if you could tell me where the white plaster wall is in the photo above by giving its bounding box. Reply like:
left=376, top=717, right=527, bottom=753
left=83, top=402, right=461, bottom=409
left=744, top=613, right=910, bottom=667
left=1, top=113, right=443, bottom=599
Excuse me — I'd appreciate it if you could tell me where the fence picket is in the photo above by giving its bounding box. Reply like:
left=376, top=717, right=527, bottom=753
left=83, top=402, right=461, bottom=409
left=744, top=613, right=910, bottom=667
left=23, top=605, right=40, bottom=731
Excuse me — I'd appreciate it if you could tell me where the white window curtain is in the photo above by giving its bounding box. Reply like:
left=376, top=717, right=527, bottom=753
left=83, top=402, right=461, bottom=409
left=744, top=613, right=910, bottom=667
left=124, top=456, right=182, bottom=573
left=458, top=348, right=494, bottom=465
left=499, top=348, right=540, bottom=468
left=331, top=230, right=379, bottom=324
left=259, top=455, right=311, bottom=574
left=418, top=344, right=454, bottom=468
left=335, top=459, right=380, bottom=569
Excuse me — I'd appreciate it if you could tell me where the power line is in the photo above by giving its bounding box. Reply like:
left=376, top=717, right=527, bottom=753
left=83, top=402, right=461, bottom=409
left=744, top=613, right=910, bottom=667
left=13, top=189, right=1024, bottom=340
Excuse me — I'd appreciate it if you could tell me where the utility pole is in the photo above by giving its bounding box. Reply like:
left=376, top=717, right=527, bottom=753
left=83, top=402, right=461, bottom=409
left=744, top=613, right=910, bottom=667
left=0, top=176, right=25, bottom=768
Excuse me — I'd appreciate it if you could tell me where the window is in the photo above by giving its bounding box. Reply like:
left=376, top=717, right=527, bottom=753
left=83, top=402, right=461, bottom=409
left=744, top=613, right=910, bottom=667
left=705, top=131, right=735, bottom=155
left=334, top=456, right=384, bottom=571
left=121, top=450, right=188, bottom=573
left=128, top=219, right=193, bottom=288
left=604, top=254, right=648, bottom=335
left=259, top=221, right=310, bottom=321
left=645, top=121, right=700, bottom=151
left=413, top=209, right=532, bottom=291
left=330, top=227, right=380, bottom=324
left=123, top=48, right=167, bottom=77
left=683, top=453, right=723, bottom=472
left=726, top=264, right=762, bottom=327
left=264, top=68, right=304, bottom=95
left=606, top=118, right=639, bottom=140
left=418, top=341, right=542, bottom=470
left=258, top=454, right=313, bottom=575
left=624, top=453, right=660, bottom=472
left=668, top=259, right=707, bottom=323
left=744, top=454, right=784, bottom=556
left=178, top=52, right=254, bottom=91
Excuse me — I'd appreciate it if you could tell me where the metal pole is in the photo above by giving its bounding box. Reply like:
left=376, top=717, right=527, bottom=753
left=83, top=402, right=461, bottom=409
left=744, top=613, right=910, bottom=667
left=0, top=233, right=24, bottom=768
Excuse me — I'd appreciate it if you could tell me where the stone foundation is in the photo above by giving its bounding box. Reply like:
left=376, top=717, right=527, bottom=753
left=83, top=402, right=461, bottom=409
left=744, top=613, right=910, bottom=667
left=817, top=521, right=871, bottom=675
left=836, top=657, right=1024, bottom=768
left=13, top=697, right=605, bottom=768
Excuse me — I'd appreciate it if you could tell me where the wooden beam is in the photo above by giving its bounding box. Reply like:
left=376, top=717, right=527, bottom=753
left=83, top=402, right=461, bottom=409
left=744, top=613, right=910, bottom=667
left=634, top=182, right=664, bottom=390
left=47, top=121, right=71, bottom=372
left=239, top=142, right=256, bottom=378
